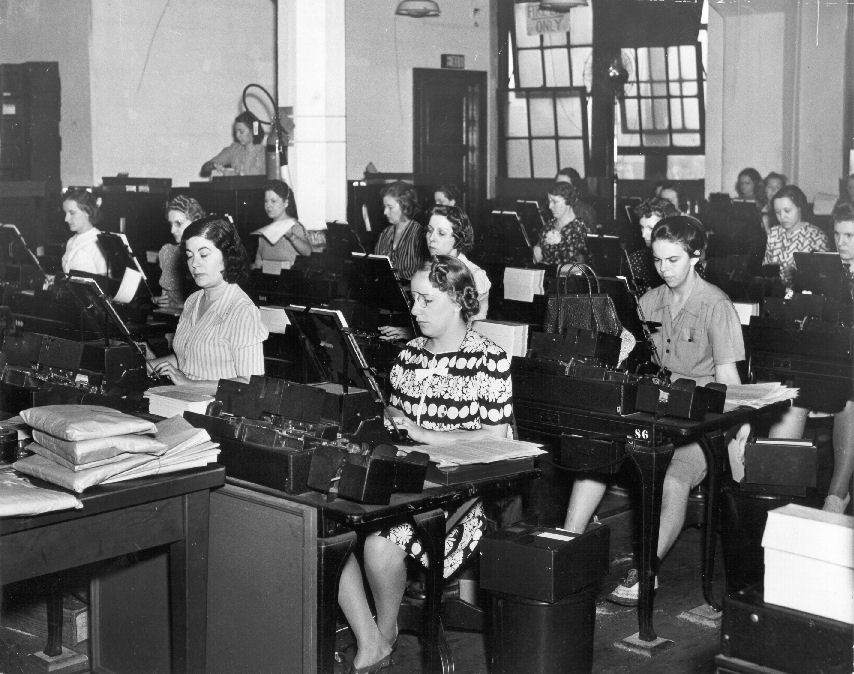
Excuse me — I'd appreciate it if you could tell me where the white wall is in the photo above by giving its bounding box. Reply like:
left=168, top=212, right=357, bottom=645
left=344, top=0, right=494, bottom=181
left=0, top=0, right=93, bottom=187
left=89, top=0, right=276, bottom=187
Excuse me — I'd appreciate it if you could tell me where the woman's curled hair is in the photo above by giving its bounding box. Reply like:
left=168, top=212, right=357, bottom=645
left=180, top=215, right=249, bottom=283
left=430, top=205, right=474, bottom=255
left=380, top=181, right=420, bottom=219
left=425, top=255, right=479, bottom=323
left=547, top=181, right=578, bottom=208
left=650, top=215, right=707, bottom=258
left=62, top=187, right=102, bottom=226
left=166, top=195, right=206, bottom=222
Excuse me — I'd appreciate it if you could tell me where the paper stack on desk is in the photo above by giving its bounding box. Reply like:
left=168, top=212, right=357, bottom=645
left=473, top=320, right=529, bottom=358
left=503, top=267, right=545, bottom=303
left=13, top=408, right=219, bottom=493
left=409, top=437, right=546, bottom=469
left=144, top=384, right=216, bottom=417
left=723, top=382, right=799, bottom=412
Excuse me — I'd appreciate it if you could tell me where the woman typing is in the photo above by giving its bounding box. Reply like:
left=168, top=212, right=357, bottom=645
left=564, top=216, right=748, bottom=605
left=61, top=188, right=108, bottom=276
left=148, top=216, right=268, bottom=387
left=532, top=181, right=589, bottom=266
left=338, top=256, right=512, bottom=673
left=373, top=181, right=426, bottom=281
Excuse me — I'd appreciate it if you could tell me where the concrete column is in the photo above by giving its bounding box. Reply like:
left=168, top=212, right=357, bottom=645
left=278, top=0, right=347, bottom=229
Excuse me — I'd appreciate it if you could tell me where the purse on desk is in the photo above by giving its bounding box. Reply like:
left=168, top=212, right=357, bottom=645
left=543, top=262, right=622, bottom=338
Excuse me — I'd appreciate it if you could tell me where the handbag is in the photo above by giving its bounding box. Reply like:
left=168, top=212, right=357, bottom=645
left=543, top=262, right=622, bottom=337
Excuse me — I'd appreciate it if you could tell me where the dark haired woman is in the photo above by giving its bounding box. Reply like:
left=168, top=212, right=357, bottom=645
left=338, top=256, right=512, bottom=672
left=761, top=172, right=787, bottom=234
left=763, top=184, right=829, bottom=286
left=373, top=181, right=426, bottom=280
left=564, top=216, right=747, bottom=605
left=627, top=197, right=680, bottom=294
left=433, top=184, right=460, bottom=207
left=736, top=167, right=765, bottom=205
left=60, top=188, right=108, bottom=275
left=251, top=180, right=312, bottom=269
left=148, top=216, right=268, bottom=386
left=555, top=166, right=598, bottom=232
left=532, top=181, right=590, bottom=266
left=155, top=195, right=206, bottom=311
left=200, top=111, right=266, bottom=177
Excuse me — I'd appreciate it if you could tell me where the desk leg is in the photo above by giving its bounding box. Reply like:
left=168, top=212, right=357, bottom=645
left=627, top=441, right=675, bottom=643
left=168, top=490, right=211, bottom=674
left=317, top=531, right=357, bottom=674
left=697, top=431, right=726, bottom=611
left=412, top=508, right=450, bottom=674
left=43, top=576, right=63, bottom=657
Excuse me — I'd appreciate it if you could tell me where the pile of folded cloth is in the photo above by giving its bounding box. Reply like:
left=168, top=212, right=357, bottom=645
left=12, top=405, right=219, bottom=493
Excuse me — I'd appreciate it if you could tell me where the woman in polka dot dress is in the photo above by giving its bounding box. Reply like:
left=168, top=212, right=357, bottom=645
left=337, top=256, right=513, bottom=673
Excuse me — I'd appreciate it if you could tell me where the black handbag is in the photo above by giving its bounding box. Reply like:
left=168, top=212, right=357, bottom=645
left=543, top=262, right=622, bottom=337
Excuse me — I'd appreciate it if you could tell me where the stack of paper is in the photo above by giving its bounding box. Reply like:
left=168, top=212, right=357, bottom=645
left=723, top=382, right=799, bottom=412
left=144, top=384, right=216, bottom=418
left=472, top=320, right=529, bottom=358
left=14, top=415, right=219, bottom=493
left=408, top=437, right=546, bottom=469
left=732, top=302, right=760, bottom=326
left=259, top=305, right=291, bottom=334
left=503, top=267, right=545, bottom=303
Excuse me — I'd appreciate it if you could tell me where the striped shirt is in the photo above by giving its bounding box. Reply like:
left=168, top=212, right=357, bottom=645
left=373, top=219, right=426, bottom=280
left=173, top=283, right=268, bottom=381
left=763, top=223, right=829, bottom=285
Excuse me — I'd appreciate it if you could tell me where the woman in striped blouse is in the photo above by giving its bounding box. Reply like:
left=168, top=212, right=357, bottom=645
left=373, top=181, right=426, bottom=281
left=149, top=216, right=268, bottom=386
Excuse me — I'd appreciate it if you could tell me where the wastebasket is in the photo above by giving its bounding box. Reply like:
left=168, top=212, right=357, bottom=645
left=720, top=479, right=823, bottom=593
left=480, top=523, right=609, bottom=674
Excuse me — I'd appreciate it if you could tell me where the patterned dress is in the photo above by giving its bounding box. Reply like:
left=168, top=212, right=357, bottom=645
left=763, top=223, right=829, bottom=286
left=537, top=217, right=589, bottom=266
left=380, top=329, right=513, bottom=577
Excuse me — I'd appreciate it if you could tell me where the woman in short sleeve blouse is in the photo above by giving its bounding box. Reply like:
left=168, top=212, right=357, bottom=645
left=149, top=216, right=267, bottom=388
left=337, top=256, right=512, bottom=673
left=533, top=181, right=589, bottom=266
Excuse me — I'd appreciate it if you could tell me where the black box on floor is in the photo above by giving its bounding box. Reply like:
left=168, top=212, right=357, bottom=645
left=742, top=439, right=816, bottom=497
left=721, top=585, right=852, bottom=674
left=480, top=522, right=609, bottom=603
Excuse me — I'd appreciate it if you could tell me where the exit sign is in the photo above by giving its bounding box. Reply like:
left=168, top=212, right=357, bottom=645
left=441, top=54, right=465, bottom=70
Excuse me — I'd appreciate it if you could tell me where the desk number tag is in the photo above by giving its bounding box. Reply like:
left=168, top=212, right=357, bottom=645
left=634, top=428, right=649, bottom=441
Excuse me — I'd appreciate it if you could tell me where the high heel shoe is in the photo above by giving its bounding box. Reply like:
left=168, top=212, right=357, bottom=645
left=823, top=493, right=851, bottom=513
left=346, top=653, right=392, bottom=674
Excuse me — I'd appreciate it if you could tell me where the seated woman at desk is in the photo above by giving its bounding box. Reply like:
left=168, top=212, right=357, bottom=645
left=767, top=204, right=854, bottom=513
left=763, top=184, right=829, bottom=287
left=564, top=216, right=748, bottom=605
left=251, top=180, right=312, bottom=269
left=374, top=181, right=426, bottom=281
left=761, top=172, right=787, bottom=233
left=338, top=256, right=512, bottom=673
left=148, top=216, right=268, bottom=386
left=736, top=167, right=765, bottom=206
left=627, top=197, right=680, bottom=294
left=61, top=188, right=108, bottom=276
left=200, top=111, right=266, bottom=177
left=433, top=184, right=460, bottom=208
left=555, top=166, right=598, bottom=232
left=532, top=181, right=589, bottom=267
left=155, top=195, right=206, bottom=311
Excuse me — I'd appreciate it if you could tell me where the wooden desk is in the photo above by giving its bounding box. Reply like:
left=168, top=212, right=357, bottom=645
left=515, top=401, right=787, bottom=646
left=206, top=464, right=539, bottom=674
left=0, top=465, right=225, bottom=673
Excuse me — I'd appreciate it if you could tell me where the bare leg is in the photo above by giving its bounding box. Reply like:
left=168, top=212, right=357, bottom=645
left=769, top=405, right=809, bottom=439
left=828, top=400, right=854, bottom=499
left=337, top=554, right=391, bottom=669
left=363, top=535, right=407, bottom=648
left=656, top=474, right=692, bottom=560
left=563, top=477, right=608, bottom=533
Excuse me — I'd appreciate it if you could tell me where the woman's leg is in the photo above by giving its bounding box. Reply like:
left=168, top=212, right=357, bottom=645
left=337, top=554, right=392, bottom=669
left=657, top=442, right=706, bottom=562
left=563, top=477, right=608, bottom=533
left=363, top=535, right=408, bottom=647
left=768, top=405, right=809, bottom=439
left=828, top=400, right=854, bottom=500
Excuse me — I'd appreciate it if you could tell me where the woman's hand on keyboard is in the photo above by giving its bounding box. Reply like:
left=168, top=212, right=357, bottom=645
left=378, top=325, right=412, bottom=342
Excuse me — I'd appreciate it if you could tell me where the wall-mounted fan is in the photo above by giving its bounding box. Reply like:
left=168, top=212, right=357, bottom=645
left=582, top=49, right=635, bottom=98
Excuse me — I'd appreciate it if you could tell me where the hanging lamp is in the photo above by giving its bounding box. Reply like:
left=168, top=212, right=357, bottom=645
left=395, top=0, right=441, bottom=18
left=539, top=0, right=588, bottom=12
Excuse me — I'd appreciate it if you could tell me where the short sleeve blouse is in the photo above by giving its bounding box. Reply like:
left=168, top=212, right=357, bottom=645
left=763, top=223, right=829, bottom=285
left=638, top=275, right=745, bottom=386
left=389, top=329, right=513, bottom=432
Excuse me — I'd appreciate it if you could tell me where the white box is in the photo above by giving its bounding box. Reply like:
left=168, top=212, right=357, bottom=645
left=762, top=503, right=854, bottom=624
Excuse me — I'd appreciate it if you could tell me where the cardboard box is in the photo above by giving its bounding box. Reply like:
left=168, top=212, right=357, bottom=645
left=762, top=503, right=854, bottom=624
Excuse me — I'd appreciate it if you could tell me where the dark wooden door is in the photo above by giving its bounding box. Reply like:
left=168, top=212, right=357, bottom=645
left=413, top=68, right=487, bottom=226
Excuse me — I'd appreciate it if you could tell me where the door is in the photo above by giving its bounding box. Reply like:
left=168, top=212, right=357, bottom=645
left=413, top=68, right=487, bottom=226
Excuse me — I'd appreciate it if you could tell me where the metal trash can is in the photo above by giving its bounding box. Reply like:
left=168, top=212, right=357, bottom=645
left=720, top=479, right=823, bottom=593
left=480, top=523, right=609, bottom=674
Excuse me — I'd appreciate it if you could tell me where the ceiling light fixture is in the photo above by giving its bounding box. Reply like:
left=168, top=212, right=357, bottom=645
left=539, top=0, right=588, bottom=12
left=395, top=0, right=441, bottom=18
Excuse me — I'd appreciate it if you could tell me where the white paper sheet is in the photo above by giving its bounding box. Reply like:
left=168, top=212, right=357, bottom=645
left=113, top=267, right=142, bottom=304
